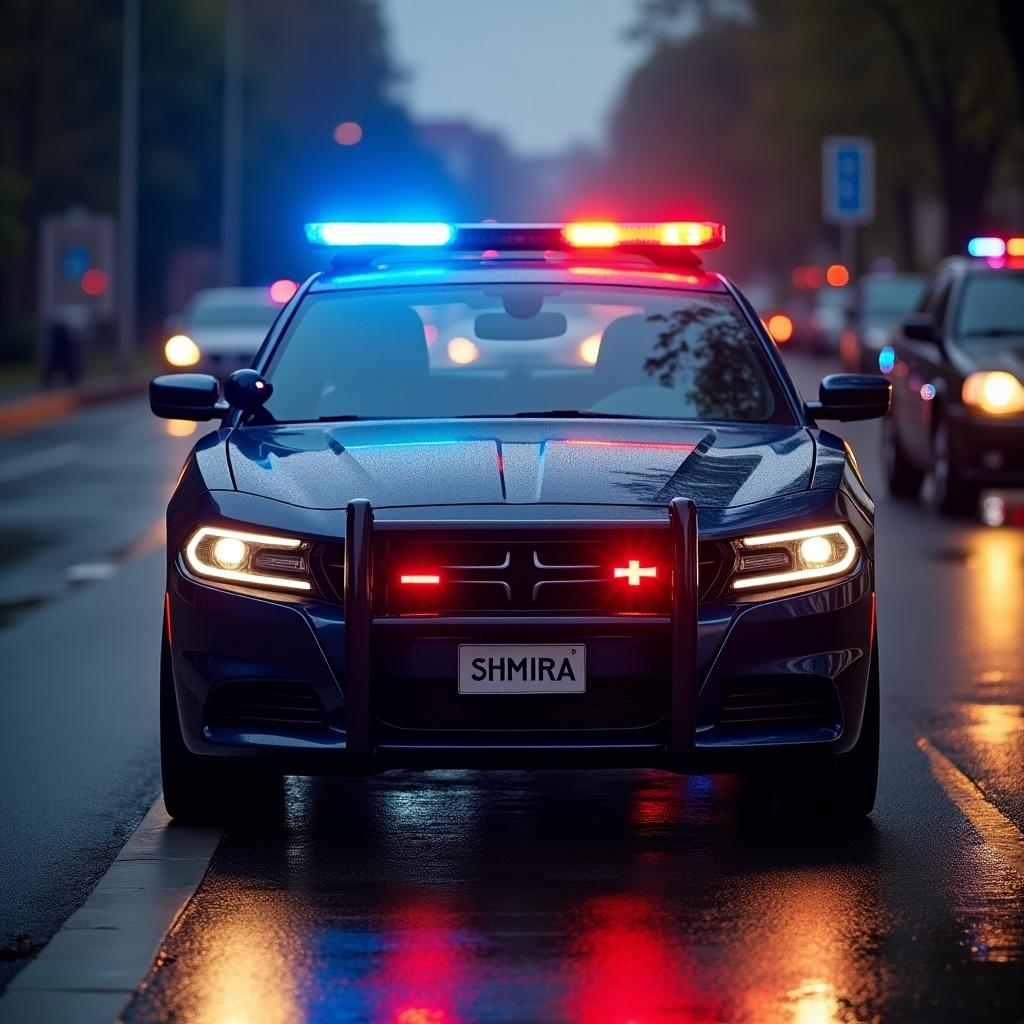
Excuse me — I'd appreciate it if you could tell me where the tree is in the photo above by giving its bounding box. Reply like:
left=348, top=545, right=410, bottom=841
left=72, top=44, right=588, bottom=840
left=616, top=0, right=1021, bottom=267
left=858, top=0, right=1017, bottom=249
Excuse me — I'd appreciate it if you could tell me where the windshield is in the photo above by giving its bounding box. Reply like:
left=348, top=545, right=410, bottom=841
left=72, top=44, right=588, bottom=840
left=862, top=277, right=926, bottom=320
left=956, top=272, right=1024, bottom=342
left=262, top=284, right=790, bottom=424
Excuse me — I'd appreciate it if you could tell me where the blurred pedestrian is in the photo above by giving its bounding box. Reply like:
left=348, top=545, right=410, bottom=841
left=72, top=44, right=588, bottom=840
left=42, top=305, right=86, bottom=388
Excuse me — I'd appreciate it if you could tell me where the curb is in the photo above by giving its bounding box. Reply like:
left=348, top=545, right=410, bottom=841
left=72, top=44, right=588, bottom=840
left=0, top=376, right=149, bottom=439
left=0, top=801, right=221, bottom=1024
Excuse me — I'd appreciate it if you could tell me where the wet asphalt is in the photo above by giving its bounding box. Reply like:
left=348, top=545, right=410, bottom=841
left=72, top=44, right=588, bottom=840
left=2, top=355, right=1023, bottom=1021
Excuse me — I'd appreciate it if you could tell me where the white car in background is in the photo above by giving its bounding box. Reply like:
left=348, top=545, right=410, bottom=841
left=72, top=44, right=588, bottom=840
left=164, top=286, right=292, bottom=377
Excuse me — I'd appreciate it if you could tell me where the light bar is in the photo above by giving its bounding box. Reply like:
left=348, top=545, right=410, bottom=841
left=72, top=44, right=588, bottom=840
left=967, top=236, right=1006, bottom=258
left=305, top=222, right=454, bottom=247
left=304, top=221, right=726, bottom=254
left=563, top=221, right=725, bottom=250
left=400, top=574, right=440, bottom=585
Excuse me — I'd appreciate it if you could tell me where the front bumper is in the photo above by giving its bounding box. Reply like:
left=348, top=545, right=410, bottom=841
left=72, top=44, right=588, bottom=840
left=947, top=408, right=1024, bottom=486
left=166, top=499, right=875, bottom=775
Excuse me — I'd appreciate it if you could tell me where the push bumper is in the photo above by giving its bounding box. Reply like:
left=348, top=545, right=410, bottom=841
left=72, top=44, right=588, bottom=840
left=167, top=499, right=873, bottom=774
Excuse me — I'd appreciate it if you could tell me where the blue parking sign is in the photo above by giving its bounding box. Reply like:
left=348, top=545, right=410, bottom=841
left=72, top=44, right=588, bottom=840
left=823, top=136, right=875, bottom=225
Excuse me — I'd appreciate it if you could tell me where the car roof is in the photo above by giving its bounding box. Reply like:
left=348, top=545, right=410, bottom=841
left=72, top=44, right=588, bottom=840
left=189, top=287, right=275, bottom=307
left=307, top=259, right=730, bottom=295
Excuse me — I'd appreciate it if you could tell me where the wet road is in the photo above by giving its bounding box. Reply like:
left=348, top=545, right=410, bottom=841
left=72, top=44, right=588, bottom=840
left=4, top=355, right=1024, bottom=1020
left=0, top=403, right=194, bottom=986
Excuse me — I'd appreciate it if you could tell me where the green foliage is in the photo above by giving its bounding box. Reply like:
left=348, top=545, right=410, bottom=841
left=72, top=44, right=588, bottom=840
left=605, top=0, right=1021, bottom=273
left=0, top=0, right=458, bottom=354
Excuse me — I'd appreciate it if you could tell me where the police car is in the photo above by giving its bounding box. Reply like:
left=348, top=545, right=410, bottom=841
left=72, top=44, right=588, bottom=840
left=150, top=220, right=890, bottom=822
left=882, top=236, right=1024, bottom=514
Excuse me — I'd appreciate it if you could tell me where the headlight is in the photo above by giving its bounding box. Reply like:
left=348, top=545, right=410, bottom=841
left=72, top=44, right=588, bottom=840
left=962, top=371, right=1024, bottom=415
left=165, top=334, right=201, bottom=367
left=183, top=526, right=313, bottom=592
left=730, top=524, right=859, bottom=592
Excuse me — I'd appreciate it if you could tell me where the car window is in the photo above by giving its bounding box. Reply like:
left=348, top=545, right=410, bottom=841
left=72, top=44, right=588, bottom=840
left=262, top=284, right=792, bottom=424
left=190, top=304, right=278, bottom=327
left=955, top=272, right=1024, bottom=343
left=862, top=278, right=926, bottom=320
left=921, top=275, right=953, bottom=324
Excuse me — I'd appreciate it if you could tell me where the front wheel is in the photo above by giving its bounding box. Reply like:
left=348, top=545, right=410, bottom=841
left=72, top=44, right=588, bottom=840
left=774, top=643, right=880, bottom=821
left=930, top=417, right=979, bottom=517
left=160, top=624, right=265, bottom=823
left=882, top=414, right=923, bottom=498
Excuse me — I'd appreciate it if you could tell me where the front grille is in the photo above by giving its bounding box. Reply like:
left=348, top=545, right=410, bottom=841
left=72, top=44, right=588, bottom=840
left=206, top=680, right=328, bottom=732
left=370, top=526, right=730, bottom=616
left=375, top=675, right=669, bottom=733
left=717, top=678, right=835, bottom=729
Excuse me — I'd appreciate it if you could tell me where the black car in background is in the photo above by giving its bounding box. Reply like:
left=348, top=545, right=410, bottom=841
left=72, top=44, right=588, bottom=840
left=840, top=272, right=927, bottom=373
left=883, top=253, right=1024, bottom=514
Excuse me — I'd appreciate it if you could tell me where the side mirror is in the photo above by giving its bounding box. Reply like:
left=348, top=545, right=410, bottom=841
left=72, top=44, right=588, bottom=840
left=807, top=374, right=891, bottom=422
left=901, top=312, right=939, bottom=343
left=150, top=373, right=223, bottom=420
left=223, top=368, right=273, bottom=413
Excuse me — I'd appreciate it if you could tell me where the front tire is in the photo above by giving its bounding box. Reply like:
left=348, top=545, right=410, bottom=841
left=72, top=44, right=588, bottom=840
left=930, top=417, right=979, bottom=517
left=774, top=642, right=880, bottom=821
left=882, top=414, right=924, bottom=498
left=160, top=624, right=257, bottom=823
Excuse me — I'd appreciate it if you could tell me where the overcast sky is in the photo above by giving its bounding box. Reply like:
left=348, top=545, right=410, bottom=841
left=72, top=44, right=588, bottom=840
left=378, top=0, right=643, bottom=157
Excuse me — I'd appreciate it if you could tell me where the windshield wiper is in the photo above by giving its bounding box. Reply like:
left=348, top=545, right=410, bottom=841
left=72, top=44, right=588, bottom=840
left=959, top=328, right=1024, bottom=338
left=456, top=409, right=653, bottom=420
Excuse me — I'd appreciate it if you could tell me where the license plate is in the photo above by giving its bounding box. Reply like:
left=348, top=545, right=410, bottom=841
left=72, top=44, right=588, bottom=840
left=458, top=644, right=586, bottom=694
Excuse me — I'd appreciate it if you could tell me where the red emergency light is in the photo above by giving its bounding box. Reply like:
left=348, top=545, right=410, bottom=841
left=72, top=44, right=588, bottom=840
left=613, top=560, right=658, bottom=587
left=563, top=221, right=725, bottom=250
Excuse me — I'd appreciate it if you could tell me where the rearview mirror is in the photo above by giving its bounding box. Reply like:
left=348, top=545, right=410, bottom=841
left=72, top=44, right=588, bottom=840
left=901, top=312, right=939, bottom=343
left=150, top=373, right=223, bottom=420
left=475, top=311, right=568, bottom=341
left=807, top=374, right=891, bottom=422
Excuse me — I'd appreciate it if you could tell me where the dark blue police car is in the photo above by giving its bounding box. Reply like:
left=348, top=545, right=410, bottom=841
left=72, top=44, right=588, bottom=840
left=151, top=221, right=891, bottom=822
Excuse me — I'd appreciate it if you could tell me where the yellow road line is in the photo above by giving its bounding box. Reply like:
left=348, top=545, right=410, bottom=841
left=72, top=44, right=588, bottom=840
left=918, top=736, right=1024, bottom=881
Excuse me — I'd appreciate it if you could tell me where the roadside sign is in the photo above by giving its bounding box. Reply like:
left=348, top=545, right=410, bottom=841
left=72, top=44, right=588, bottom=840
left=822, top=136, right=875, bottom=226
left=39, top=209, right=116, bottom=323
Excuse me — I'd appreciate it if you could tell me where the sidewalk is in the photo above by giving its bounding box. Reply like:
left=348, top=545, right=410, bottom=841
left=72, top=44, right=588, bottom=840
left=0, top=375, right=150, bottom=439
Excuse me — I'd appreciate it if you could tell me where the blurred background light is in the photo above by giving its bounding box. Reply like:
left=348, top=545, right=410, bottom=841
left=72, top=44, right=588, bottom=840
left=967, top=237, right=1005, bottom=258
left=447, top=336, right=479, bottom=364
left=767, top=313, right=793, bottom=343
left=80, top=269, right=109, bottom=296
left=333, top=121, right=363, bottom=146
left=269, top=279, right=298, bottom=304
left=825, top=263, right=850, bottom=287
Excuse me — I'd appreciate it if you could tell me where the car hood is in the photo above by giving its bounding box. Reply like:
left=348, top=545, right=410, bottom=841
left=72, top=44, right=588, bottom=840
left=225, top=420, right=814, bottom=511
left=189, top=325, right=267, bottom=355
left=952, top=339, right=1024, bottom=375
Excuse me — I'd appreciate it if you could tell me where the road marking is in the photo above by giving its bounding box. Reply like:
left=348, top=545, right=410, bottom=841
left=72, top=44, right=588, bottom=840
left=115, top=518, right=166, bottom=563
left=0, top=441, right=81, bottom=484
left=66, top=562, right=117, bottom=583
left=918, top=736, right=1024, bottom=881
left=0, top=799, right=221, bottom=1024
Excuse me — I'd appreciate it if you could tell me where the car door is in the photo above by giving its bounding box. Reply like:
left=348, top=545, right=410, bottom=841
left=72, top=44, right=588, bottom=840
left=894, top=269, right=954, bottom=464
